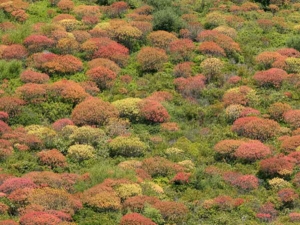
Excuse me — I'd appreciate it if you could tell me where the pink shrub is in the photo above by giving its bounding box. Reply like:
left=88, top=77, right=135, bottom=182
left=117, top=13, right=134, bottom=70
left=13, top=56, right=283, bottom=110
left=253, top=68, right=287, bottom=88
left=52, top=118, right=74, bottom=131
left=234, top=140, right=271, bottom=162
left=20, top=70, right=50, bottom=84
left=19, top=211, right=62, bottom=225
left=0, top=177, right=37, bottom=194
left=120, top=213, right=156, bottom=225
left=284, top=110, right=300, bottom=128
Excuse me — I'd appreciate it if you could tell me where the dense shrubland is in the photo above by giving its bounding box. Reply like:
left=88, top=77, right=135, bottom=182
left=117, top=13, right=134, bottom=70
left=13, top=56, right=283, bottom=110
left=0, top=0, right=300, bottom=224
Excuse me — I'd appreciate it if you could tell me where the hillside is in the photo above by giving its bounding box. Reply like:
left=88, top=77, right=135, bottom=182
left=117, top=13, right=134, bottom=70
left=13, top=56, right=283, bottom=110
left=0, top=0, right=300, bottom=224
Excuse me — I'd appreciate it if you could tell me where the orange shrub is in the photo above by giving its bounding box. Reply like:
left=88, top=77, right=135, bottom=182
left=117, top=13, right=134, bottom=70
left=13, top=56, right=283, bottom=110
left=1, top=44, right=27, bottom=60
left=234, top=140, right=271, bottom=162
left=16, top=83, right=47, bottom=103
left=268, top=102, right=292, bottom=121
left=42, top=54, right=83, bottom=74
left=255, top=51, right=282, bottom=69
left=281, top=135, right=300, bottom=153
left=20, top=70, right=49, bottom=84
left=173, top=62, right=194, bottom=78
left=86, top=66, right=117, bottom=89
left=139, top=99, right=170, bottom=123
left=57, top=0, right=74, bottom=12
left=120, top=213, right=156, bottom=225
left=71, top=97, right=119, bottom=126
left=260, top=155, right=295, bottom=177
left=232, top=117, right=280, bottom=141
left=123, top=196, right=159, bottom=213
left=284, top=110, right=300, bottom=129
left=88, top=58, right=121, bottom=73
left=0, top=96, right=25, bottom=117
left=147, top=31, right=178, bottom=50
left=137, top=47, right=168, bottom=72
left=37, top=149, right=67, bottom=168
left=198, top=41, right=225, bottom=57
left=168, top=39, right=195, bottom=61
left=214, top=139, right=245, bottom=157
left=142, top=157, right=183, bottom=177
left=152, top=201, right=188, bottom=223
left=23, top=35, right=55, bottom=53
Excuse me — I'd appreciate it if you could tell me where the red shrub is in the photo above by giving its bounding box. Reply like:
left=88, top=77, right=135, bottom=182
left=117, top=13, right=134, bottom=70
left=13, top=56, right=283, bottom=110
left=214, top=139, right=245, bottom=157
left=257, top=19, right=273, bottom=31
left=0, top=111, right=9, bottom=121
left=37, top=149, right=67, bottom=168
left=72, top=30, right=91, bottom=43
left=284, top=110, right=300, bottom=129
left=43, top=54, right=83, bottom=74
left=52, top=118, right=74, bottom=131
left=174, top=75, right=206, bottom=98
left=8, top=187, right=33, bottom=206
left=260, top=155, right=295, bottom=176
left=223, top=86, right=254, bottom=106
left=268, top=102, right=292, bottom=121
left=23, top=35, right=55, bottom=53
left=253, top=68, right=287, bottom=88
left=146, top=91, right=173, bottom=103
left=281, top=135, right=300, bottom=153
left=256, top=202, right=277, bottom=222
left=278, top=188, right=298, bottom=203
left=153, top=201, right=188, bottom=223
left=198, top=41, right=225, bottom=57
left=277, top=48, right=300, bottom=57
left=0, top=177, right=37, bottom=194
left=0, top=96, right=25, bottom=117
left=86, top=66, right=117, bottom=89
left=2, top=44, right=27, bottom=60
left=232, top=117, right=280, bottom=141
left=93, top=41, right=129, bottom=67
left=107, top=1, right=128, bottom=18
left=168, top=39, right=195, bottom=62
left=23, top=171, right=79, bottom=192
left=137, top=47, right=168, bottom=72
left=239, top=107, right=260, bottom=117
left=234, top=140, right=271, bottom=162
left=16, top=83, right=47, bottom=103
left=20, top=69, right=50, bottom=84
left=289, top=212, right=300, bottom=222
left=0, top=121, right=11, bottom=135
left=232, top=175, right=259, bottom=191
left=139, top=99, right=170, bottom=123
left=120, top=213, right=156, bottom=225
left=19, top=211, right=62, bottom=225
left=227, top=76, right=241, bottom=84
left=79, top=81, right=100, bottom=96
left=171, top=172, right=190, bottom=184
left=123, top=196, right=159, bottom=213
left=71, top=97, right=119, bottom=126
left=173, top=62, right=194, bottom=78
left=27, top=52, right=57, bottom=70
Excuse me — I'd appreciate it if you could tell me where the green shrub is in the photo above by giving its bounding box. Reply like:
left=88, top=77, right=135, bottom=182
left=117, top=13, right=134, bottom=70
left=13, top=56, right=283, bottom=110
left=0, top=60, right=22, bottom=80
left=287, top=36, right=300, bottom=51
left=153, top=8, right=183, bottom=32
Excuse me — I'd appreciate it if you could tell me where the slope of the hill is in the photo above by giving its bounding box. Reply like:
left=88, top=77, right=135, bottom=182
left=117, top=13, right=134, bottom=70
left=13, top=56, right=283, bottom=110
left=0, top=0, right=300, bottom=224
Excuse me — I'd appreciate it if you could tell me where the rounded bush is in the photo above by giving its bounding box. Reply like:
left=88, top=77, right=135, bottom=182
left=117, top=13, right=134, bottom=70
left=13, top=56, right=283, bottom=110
left=137, top=47, right=168, bottom=72
left=268, top=102, right=292, bottom=121
left=253, top=68, right=287, bottom=88
left=67, top=144, right=95, bottom=161
left=71, top=97, right=119, bottom=126
left=112, top=98, right=142, bottom=121
left=284, top=110, right=300, bottom=129
left=214, top=139, right=245, bottom=157
left=234, top=140, right=271, bottom=162
left=139, top=99, right=170, bottom=123
left=109, top=136, right=147, bottom=157
left=37, top=149, right=67, bottom=168
left=120, top=213, right=157, bottom=225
